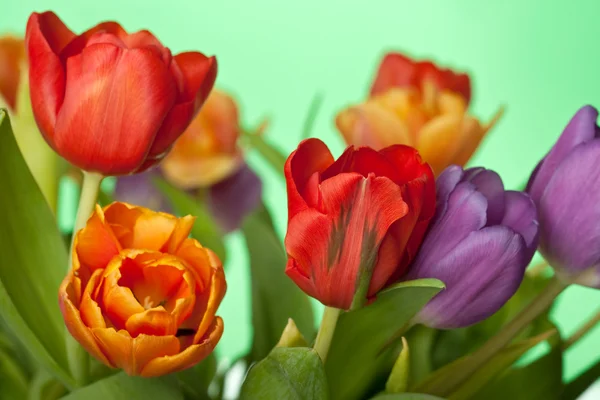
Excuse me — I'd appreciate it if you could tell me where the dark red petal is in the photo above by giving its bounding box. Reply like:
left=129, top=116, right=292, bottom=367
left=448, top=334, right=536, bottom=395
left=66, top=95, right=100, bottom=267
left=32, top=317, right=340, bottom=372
left=285, top=173, right=408, bottom=309
left=59, top=21, right=128, bottom=60
left=25, top=12, right=75, bottom=143
left=322, top=146, right=401, bottom=182
left=379, top=145, right=434, bottom=186
left=285, top=138, right=334, bottom=219
left=173, top=52, right=217, bottom=105
left=416, top=61, right=471, bottom=103
left=54, top=44, right=177, bottom=175
left=145, top=100, right=194, bottom=160
left=370, top=52, right=417, bottom=96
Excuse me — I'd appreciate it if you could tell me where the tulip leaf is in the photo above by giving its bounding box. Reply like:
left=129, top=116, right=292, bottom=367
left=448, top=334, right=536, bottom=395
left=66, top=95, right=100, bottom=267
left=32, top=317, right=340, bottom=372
left=0, top=347, right=28, bottom=400
left=416, top=329, right=558, bottom=399
left=28, top=369, right=68, bottom=400
left=370, top=394, right=445, bottom=400
left=300, top=92, right=324, bottom=139
left=242, top=204, right=315, bottom=362
left=242, top=129, right=287, bottom=176
left=239, top=347, right=329, bottom=400
left=562, top=357, right=600, bottom=400
left=0, top=111, right=73, bottom=386
left=176, top=353, right=217, bottom=399
left=153, top=177, right=227, bottom=262
left=61, top=372, right=183, bottom=400
left=326, top=279, right=445, bottom=400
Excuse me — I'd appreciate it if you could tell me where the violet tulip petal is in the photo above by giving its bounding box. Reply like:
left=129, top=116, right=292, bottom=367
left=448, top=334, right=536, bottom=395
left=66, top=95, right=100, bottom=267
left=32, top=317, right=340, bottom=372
left=410, top=181, right=487, bottom=266
left=207, top=163, right=262, bottom=233
left=538, top=140, right=600, bottom=277
left=528, top=106, right=598, bottom=202
left=464, top=167, right=505, bottom=225
left=114, top=169, right=172, bottom=213
left=501, top=191, right=539, bottom=260
left=434, top=165, right=463, bottom=216
left=415, top=226, right=526, bottom=329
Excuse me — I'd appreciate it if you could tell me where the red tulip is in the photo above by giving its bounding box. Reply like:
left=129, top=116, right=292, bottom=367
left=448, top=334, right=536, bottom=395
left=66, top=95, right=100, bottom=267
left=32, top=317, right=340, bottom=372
left=25, top=11, right=217, bottom=175
left=284, top=139, right=435, bottom=310
left=370, top=52, right=471, bottom=104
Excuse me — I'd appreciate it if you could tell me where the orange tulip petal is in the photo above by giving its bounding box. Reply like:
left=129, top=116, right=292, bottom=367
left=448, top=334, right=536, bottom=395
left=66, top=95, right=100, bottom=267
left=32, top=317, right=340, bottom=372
left=59, top=284, right=111, bottom=366
left=125, top=308, right=177, bottom=337
left=193, top=264, right=226, bottom=344
left=140, top=317, right=223, bottom=377
left=102, top=261, right=145, bottom=328
left=75, top=205, right=120, bottom=273
left=133, top=211, right=178, bottom=251
left=416, top=114, right=464, bottom=174
left=176, top=239, right=212, bottom=289
left=79, top=269, right=106, bottom=329
left=132, top=334, right=180, bottom=375
left=92, top=328, right=133, bottom=374
left=161, top=152, right=243, bottom=188
left=167, top=215, right=195, bottom=254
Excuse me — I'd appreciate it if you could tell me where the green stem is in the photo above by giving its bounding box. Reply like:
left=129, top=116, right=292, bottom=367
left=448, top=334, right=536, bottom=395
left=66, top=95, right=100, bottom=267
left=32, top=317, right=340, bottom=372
left=66, top=171, right=104, bottom=387
left=313, top=306, right=341, bottom=362
left=562, top=308, right=600, bottom=351
left=431, top=276, right=568, bottom=396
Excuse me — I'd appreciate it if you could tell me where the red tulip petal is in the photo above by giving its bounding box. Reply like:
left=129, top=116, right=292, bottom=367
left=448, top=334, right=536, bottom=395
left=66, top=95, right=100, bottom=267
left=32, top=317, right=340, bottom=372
left=54, top=44, right=177, bottom=175
left=25, top=12, right=75, bottom=141
left=322, top=146, right=401, bottom=183
left=140, top=317, right=223, bottom=377
left=370, top=53, right=417, bottom=96
left=285, top=138, right=335, bottom=219
left=285, top=173, right=407, bottom=309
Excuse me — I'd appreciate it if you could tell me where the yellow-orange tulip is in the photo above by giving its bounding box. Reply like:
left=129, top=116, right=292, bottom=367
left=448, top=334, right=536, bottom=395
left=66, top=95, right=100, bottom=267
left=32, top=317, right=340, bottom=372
left=161, top=89, right=243, bottom=188
left=59, top=202, right=226, bottom=377
left=336, top=86, right=502, bottom=175
left=0, top=35, right=24, bottom=111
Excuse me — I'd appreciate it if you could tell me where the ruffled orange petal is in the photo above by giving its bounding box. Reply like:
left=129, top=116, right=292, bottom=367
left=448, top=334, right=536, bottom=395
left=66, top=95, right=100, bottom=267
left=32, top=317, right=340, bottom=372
left=140, top=317, right=223, bottom=377
left=176, top=239, right=212, bottom=289
left=75, top=205, right=120, bottom=273
left=132, top=334, right=180, bottom=375
left=79, top=269, right=106, bottom=329
left=59, top=277, right=111, bottom=366
left=92, top=328, right=133, bottom=374
left=161, top=152, right=243, bottom=188
left=101, top=259, right=145, bottom=328
left=167, top=215, right=195, bottom=253
left=125, top=308, right=177, bottom=337
left=193, top=254, right=226, bottom=344
left=416, top=114, right=463, bottom=175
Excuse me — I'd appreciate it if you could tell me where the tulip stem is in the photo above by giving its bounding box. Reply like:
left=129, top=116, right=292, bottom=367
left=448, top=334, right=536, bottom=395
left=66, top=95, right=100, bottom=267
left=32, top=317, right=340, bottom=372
left=314, top=306, right=341, bottom=363
left=427, top=276, right=568, bottom=397
left=563, top=308, right=600, bottom=351
left=66, top=171, right=103, bottom=387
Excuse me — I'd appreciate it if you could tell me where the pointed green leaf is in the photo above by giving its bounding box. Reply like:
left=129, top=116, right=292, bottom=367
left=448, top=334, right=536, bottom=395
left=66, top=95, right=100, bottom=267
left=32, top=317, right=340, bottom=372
left=242, top=205, right=315, bottom=362
left=370, top=394, right=445, bottom=400
left=153, top=177, right=227, bottom=262
left=242, top=129, right=287, bottom=176
left=0, top=347, right=28, bottom=400
left=0, top=110, right=73, bottom=386
left=386, top=337, right=410, bottom=393
left=300, top=93, right=324, bottom=139
left=176, top=353, right=217, bottom=400
left=61, top=372, right=183, bottom=400
left=239, top=347, right=329, bottom=400
left=326, top=279, right=445, bottom=400
left=276, top=318, right=309, bottom=348
left=28, top=369, right=68, bottom=400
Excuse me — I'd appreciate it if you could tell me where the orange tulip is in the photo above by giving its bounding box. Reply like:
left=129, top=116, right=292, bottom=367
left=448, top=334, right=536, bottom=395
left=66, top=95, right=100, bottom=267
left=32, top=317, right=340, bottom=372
left=336, top=86, right=502, bottom=175
left=160, top=89, right=244, bottom=188
left=59, top=202, right=226, bottom=377
left=0, top=35, right=25, bottom=111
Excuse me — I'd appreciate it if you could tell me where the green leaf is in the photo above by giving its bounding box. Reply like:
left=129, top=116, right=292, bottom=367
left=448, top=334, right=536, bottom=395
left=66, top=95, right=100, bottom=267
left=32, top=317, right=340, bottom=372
left=0, top=347, right=28, bottom=400
left=416, top=329, right=558, bottom=399
left=61, top=372, right=183, bottom=400
left=28, top=369, right=67, bottom=400
left=176, top=353, right=217, bottom=400
left=239, top=347, right=329, bottom=400
left=405, top=326, right=437, bottom=387
left=370, top=394, right=446, bottom=400
left=153, top=177, right=227, bottom=262
left=242, top=129, right=287, bottom=176
left=300, top=93, right=324, bottom=139
left=242, top=205, right=315, bottom=362
left=0, top=110, right=73, bottom=387
left=562, top=358, right=600, bottom=400
left=472, top=341, right=563, bottom=400
left=326, top=279, right=445, bottom=400
left=276, top=318, right=309, bottom=348
left=386, top=337, right=410, bottom=393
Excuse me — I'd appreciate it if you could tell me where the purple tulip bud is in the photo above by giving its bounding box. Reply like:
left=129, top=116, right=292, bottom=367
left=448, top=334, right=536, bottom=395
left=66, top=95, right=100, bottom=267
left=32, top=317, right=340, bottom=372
left=114, top=164, right=262, bottom=233
left=404, top=166, right=539, bottom=329
left=526, top=106, right=600, bottom=287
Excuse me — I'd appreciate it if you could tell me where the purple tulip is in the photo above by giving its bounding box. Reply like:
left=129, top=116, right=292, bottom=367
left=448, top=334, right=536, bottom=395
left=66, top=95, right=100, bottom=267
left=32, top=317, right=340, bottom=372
left=526, top=105, right=600, bottom=287
left=404, top=166, right=539, bottom=329
left=114, top=163, right=263, bottom=234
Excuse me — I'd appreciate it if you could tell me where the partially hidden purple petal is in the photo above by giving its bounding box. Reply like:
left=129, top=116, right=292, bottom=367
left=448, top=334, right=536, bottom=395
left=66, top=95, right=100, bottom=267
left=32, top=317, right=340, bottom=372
left=528, top=106, right=599, bottom=202
left=207, top=163, right=263, bottom=233
left=538, top=140, right=600, bottom=281
left=463, top=167, right=505, bottom=225
left=114, top=169, right=172, bottom=213
left=414, top=226, right=526, bottom=329
left=434, top=165, right=464, bottom=217
left=501, top=191, right=539, bottom=261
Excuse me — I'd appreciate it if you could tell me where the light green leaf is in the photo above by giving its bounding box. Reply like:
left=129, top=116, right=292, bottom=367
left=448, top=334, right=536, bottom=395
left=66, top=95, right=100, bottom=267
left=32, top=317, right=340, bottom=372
left=326, top=279, right=445, bottom=400
left=416, top=329, right=557, bottom=399
left=239, top=347, right=329, bottom=400
left=276, top=318, right=309, bottom=348
left=386, top=337, right=410, bottom=393
left=61, top=372, right=183, bottom=400
left=300, top=93, right=324, bottom=139
left=242, top=205, right=315, bottom=362
left=28, top=369, right=67, bottom=400
left=153, top=177, right=227, bottom=262
left=176, top=353, right=217, bottom=400
left=242, top=129, right=287, bottom=176
left=0, top=110, right=73, bottom=387
left=370, top=394, right=445, bottom=400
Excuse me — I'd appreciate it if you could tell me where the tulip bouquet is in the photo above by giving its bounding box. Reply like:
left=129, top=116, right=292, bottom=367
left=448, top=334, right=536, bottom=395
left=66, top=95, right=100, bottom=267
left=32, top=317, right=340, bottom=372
left=0, top=10, right=599, bottom=400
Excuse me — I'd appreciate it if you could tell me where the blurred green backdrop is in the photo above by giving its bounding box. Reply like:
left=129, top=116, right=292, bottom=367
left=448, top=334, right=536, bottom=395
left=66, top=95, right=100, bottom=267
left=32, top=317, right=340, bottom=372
left=2, top=0, right=600, bottom=383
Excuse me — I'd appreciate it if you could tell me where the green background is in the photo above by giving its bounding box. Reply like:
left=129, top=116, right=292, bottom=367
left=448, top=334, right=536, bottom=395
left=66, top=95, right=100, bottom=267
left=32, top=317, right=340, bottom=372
left=2, top=0, right=600, bottom=384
